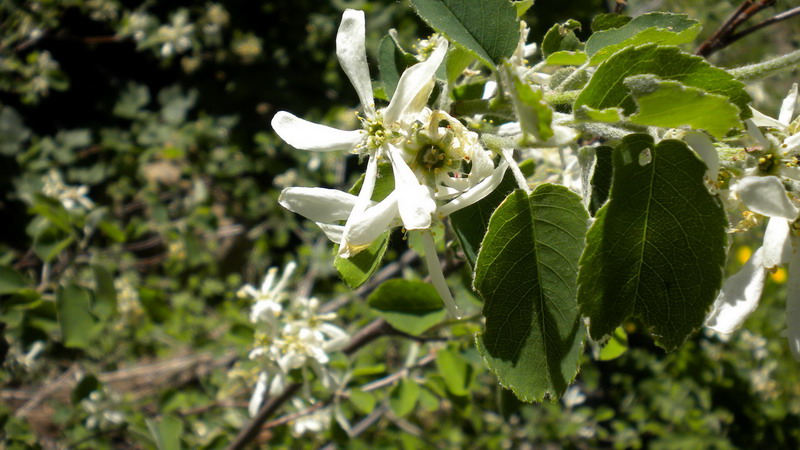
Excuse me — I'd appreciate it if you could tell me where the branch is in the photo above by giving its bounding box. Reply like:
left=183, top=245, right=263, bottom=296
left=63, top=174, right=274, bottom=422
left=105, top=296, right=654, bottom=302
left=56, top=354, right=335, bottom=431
left=695, top=0, right=780, bottom=58
left=726, top=6, right=800, bottom=47
left=729, top=48, right=800, bottom=81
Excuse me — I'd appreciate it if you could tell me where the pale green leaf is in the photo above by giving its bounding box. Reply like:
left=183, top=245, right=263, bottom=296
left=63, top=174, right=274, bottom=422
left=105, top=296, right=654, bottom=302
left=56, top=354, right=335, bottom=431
left=475, top=185, right=589, bottom=402
left=349, top=389, right=376, bottom=414
left=586, top=12, right=701, bottom=65
left=577, top=134, right=728, bottom=351
left=625, top=75, right=742, bottom=137
left=390, top=379, right=420, bottom=417
left=545, top=51, right=588, bottom=66
left=513, top=0, right=534, bottom=17
left=598, top=326, right=628, bottom=361
left=367, top=279, right=445, bottom=336
left=408, top=0, right=519, bottom=69
left=575, top=45, right=751, bottom=120
left=435, top=348, right=472, bottom=396
left=510, top=76, right=554, bottom=142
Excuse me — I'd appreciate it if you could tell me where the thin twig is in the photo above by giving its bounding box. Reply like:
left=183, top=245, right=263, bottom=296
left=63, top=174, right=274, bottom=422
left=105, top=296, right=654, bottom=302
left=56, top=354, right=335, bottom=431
left=614, top=0, right=627, bottom=14
left=695, top=0, right=780, bottom=57
left=726, top=6, right=800, bottom=46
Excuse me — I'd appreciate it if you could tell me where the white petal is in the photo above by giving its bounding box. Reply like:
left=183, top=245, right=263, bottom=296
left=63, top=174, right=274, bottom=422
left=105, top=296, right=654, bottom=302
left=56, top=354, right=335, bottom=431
left=422, top=230, right=462, bottom=318
left=778, top=83, right=798, bottom=126
left=705, top=247, right=767, bottom=334
left=388, top=147, right=434, bottom=229
left=783, top=133, right=800, bottom=154
left=684, top=131, right=719, bottom=181
left=749, top=107, right=786, bottom=129
left=745, top=119, right=771, bottom=149
left=272, top=111, right=362, bottom=152
left=340, top=156, right=380, bottom=251
left=344, top=192, right=399, bottom=248
left=544, top=125, right=579, bottom=147
left=248, top=372, right=269, bottom=417
left=736, top=175, right=799, bottom=220
left=438, top=159, right=509, bottom=216
left=383, top=39, right=448, bottom=123
left=482, top=80, right=498, bottom=100
left=317, top=223, right=344, bottom=243
left=785, top=248, right=800, bottom=361
left=336, top=9, right=375, bottom=117
left=763, top=218, right=792, bottom=268
left=279, top=187, right=357, bottom=222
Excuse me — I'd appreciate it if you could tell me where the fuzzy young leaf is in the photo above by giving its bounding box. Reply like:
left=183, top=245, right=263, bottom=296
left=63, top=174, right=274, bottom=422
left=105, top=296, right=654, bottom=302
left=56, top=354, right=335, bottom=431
left=577, top=134, right=728, bottom=351
left=575, top=44, right=751, bottom=120
left=542, top=20, right=583, bottom=58
left=475, top=185, right=589, bottom=402
left=585, top=12, right=701, bottom=65
left=408, top=0, right=519, bottom=69
left=625, top=75, right=742, bottom=137
left=367, top=279, right=445, bottom=336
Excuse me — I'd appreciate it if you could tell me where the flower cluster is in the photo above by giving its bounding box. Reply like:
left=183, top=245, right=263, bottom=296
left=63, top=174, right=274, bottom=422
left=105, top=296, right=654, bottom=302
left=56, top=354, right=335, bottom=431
left=238, top=262, right=348, bottom=416
left=41, top=169, right=94, bottom=212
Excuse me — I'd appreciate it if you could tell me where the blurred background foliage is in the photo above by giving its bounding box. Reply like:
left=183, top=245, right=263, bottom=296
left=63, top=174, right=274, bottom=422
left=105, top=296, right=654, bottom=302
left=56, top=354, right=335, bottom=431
left=1, top=0, right=799, bottom=448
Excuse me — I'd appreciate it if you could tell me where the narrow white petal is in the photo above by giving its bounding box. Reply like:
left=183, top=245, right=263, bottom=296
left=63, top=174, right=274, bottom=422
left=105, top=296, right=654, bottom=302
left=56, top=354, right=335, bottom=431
left=279, top=187, right=357, bottom=222
left=272, top=111, right=362, bottom=152
left=482, top=80, right=498, bottom=100
left=745, top=119, right=771, bottom=149
left=783, top=133, right=800, bottom=154
left=749, top=107, right=786, bottom=129
left=383, top=39, right=448, bottom=123
left=684, top=131, right=719, bottom=181
left=421, top=230, right=463, bottom=318
left=248, top=372, right=269, bottom=417
left=778, top=83, right=798, bottom=126
left=438, top=159, right=509, bottom=216
left=705, top=247, right=767, bottom=334
left=336, top=9, right=375, bottom=117
left=785, top=249, right=800, bottom=361
left=763, top=218, right=792, bottom=268
left=736, top=175, right=799, bottom=220
left=317, top=223, right=344, bottom=243
left=388, top=147, right=434, bottom=229
left=272, top=260, right=297, bottom=296
left=344, top=192, right=399, bottom=248
left=340, top=155, right=379, bottom=249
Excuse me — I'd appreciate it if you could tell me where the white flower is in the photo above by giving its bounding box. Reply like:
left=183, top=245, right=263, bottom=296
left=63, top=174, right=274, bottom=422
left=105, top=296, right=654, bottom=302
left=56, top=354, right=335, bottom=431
left=42, top=169, right=94, bottom=211
left=289, top=399, right=332, bottom=437
left=239, top=261, right=296, bottom=328
left=705, top=175, right=800, bottom=361
left=157, top=10, right=194, bottom=57
left=744, top=83, right=800, bottom=180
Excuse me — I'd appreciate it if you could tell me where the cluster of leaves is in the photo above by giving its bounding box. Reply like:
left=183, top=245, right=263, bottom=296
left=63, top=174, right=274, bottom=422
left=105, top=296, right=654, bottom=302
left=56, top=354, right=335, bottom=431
left=1, top=0, right=799, bottom=448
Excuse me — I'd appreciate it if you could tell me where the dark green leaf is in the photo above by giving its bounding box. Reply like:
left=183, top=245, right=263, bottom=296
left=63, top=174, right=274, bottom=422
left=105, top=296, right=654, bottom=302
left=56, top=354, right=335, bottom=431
left=408, top=0, right=519, bottom=68
left=575, top=45, right=751, bottom=120
left=585, top=13, right=701, bottom=65
left=577, top=134, right=728, bottom=351
left=56, top=284, right=96, bottom=349
left=591, top=13, right=632, bottom=33
left=542, top=20, right=583, bottom=58
left=33, top=227, right=74, bottom=263
left=0, top=266, right=29, bottom=295
left=451, top=169, right=516, bottom=269
left=475, top=185, right=589, bottom=402
left=589, top=145, right=613, bottom=217
left=92, top=266, right=117, bottom=320
left=367, top=279, right=445, bottom=336
left=71, top=374, right=100, bottom=405
left=379, top=33, right=416, bottom=99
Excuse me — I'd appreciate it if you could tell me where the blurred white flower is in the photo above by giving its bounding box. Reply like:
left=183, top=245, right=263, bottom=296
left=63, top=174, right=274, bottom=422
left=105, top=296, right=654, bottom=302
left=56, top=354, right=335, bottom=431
left=42, top=169, right=94, bottom=211
left=289, top=398, right=332, bottom=437
left=81, top=389, right=125, bottom=430
left=157, top=10, right=194, bottom=57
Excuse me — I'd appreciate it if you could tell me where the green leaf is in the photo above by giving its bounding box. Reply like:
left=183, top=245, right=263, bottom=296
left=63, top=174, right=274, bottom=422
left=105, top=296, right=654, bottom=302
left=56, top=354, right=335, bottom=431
left=577, top=134, right=728, bottom=351
left=0, top=105, right=31, bottom=156
left=92, top=265, right=118, bottom=320
left=349, top=389, right=376, bottom=414
left=367, top=279, right=445, bottom=336
left=390, top=379, right=420, bottom=417
left=625, top=75, right=743, bottom=138
left=451, top=169, right=516, bottom=269
left=435, top=348, right=472, bottom=396
left=0, top=266, right=29, bottom=295
left=591, top=13, right=632, bottom=33
left=408, top=0, right=519, bottom=69
left=71, top=374, right=100, bottom=405
left=510, top=76, right=554, bottom=143
left=474, top=185, right=589, bottom=402
left=589, top=145, right=613, bottom=217
left=545, top=51, right=588, bottom=66
left=446, top=46, right=476, bottom=84
left=513, top=0, right=534, bottom=17
left=56, top=284, right=96, bottom=349
left=598, top=326, right=628, bottom=361
left=147, top=415, right=184, bottom=450
left=542, top=20, right=583, bottom=58
left=579, top=106, right=623, bottom=123
left=33, top=227, right=75, bottom=263
left=334, top=164, right=395, bottom=288
left=585, top=13, right=701, bottom=65
left=379, top=33, right=416, bottom=99
left=575, top=44, right=751, bottom=120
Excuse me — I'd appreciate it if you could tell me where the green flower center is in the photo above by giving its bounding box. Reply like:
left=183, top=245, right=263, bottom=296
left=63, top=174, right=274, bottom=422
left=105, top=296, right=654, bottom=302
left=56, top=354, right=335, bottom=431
left=417, top=145, right=449, bottom=171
